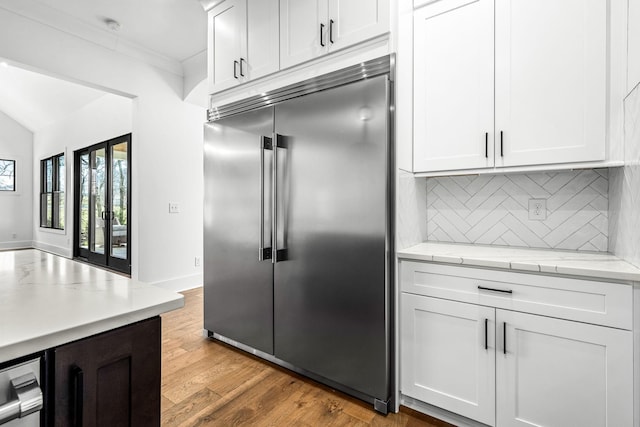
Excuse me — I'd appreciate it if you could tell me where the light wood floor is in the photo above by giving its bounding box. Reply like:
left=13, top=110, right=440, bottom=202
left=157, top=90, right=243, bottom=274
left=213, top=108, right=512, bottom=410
left=160, top=288, right=453, bottom=427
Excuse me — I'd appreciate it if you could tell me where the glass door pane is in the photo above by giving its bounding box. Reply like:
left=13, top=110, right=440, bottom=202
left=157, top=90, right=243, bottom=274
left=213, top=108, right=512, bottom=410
left=75, top=134, right=131, bottom=275
left=90, top=148, right=106, bottom=255
left=56, top=155, right=65, bottom=229
left=110, top=142, right=128, bottom=260
left=79, top=154, right=90, bottom=249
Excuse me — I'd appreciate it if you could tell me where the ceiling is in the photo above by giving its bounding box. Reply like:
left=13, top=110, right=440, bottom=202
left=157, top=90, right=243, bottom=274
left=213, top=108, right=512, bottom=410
left=0, top=63, right=116, bottom=132
left=0, top=0, right=207, bottom=132
left=13, top=0, right=207, bottom=63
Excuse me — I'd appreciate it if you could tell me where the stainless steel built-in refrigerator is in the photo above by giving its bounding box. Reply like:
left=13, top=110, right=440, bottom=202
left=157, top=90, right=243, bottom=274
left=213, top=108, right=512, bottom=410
left=203, top=56, right=393, bottom=412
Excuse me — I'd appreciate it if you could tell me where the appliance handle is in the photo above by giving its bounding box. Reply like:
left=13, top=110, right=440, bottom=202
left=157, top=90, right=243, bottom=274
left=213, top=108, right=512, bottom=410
left=273, top=134, right=288, bottom=262
left=0, top=372, right=43, bottom=425
left=259, top=136, right=273, bottom=261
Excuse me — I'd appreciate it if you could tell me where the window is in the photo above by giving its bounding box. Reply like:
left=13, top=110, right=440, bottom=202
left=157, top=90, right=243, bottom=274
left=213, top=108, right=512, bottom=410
left=0, top=159, right=15, bottom=191
left=41, top=153, right=65, bottom=229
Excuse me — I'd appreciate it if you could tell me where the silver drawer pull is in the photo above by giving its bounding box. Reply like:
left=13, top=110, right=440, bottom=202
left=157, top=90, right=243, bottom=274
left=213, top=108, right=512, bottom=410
left=478, top=285, right=513, bottom=294
left=0, top=373, right=43, bottom=425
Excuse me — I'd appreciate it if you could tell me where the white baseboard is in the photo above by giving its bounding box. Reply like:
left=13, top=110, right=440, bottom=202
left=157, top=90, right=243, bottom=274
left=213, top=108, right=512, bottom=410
left=32, top=241, right=72, bottom=258
left=400, top=395, right=488, bottom=427
left=0, top=240, right=33, bottom=250
left=151, top=273, right=203, bottom=292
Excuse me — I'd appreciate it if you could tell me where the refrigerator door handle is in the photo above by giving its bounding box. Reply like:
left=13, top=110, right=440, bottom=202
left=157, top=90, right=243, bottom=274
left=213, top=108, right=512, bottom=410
left=274, top=134, right=288, bottom=262
left=259, top=136, right=273, bottom=261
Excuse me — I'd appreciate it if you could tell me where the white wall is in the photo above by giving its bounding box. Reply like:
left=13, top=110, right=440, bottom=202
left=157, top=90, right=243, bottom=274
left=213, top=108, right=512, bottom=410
left=629, top=0, right=640, bottom=92
left=0, top=111, right=33, bottom=249
left=0, top=7, right=205, bottom=289
left=396, top=170, right=427, bottom=250
left=609, top=83, right=640, bottom=267
left=32, top=94, right=132, bottom=257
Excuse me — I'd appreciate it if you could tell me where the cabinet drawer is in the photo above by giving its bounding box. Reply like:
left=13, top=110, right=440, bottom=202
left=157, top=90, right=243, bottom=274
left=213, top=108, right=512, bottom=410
left=400, top=261, right=632, bottom=330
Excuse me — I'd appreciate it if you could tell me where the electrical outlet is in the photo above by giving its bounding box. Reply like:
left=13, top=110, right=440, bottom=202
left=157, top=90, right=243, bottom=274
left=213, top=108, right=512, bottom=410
left=195, top=257, right=201, bottom=267
left=528, top=199, right=547, bottom=221
left=11, top=233, right=17, bottom=239
left=169, top=203, right=180, bottom=214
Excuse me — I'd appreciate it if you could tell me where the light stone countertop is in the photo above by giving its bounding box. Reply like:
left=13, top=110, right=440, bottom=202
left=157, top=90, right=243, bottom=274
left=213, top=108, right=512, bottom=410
left=0, top=249, right=184, bottom=364
left=398, top=242, right=640, bottom=282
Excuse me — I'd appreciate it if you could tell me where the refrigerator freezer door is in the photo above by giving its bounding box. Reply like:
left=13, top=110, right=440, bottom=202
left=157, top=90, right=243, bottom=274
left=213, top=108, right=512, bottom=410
left=273, top=76, right=390, bottom=400
left=204, top=107, right=275, bottom=354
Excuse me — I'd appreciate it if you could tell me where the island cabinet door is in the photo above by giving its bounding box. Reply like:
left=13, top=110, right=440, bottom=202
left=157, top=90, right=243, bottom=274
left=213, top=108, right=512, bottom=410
left=52, top=317, right=161, bottom=427
left=496, top=310, right=633, bottom=427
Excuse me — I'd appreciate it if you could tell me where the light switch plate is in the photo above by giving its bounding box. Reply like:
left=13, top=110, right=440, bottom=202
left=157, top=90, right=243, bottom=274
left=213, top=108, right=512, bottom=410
left=528, top=199, right=547, bottom=221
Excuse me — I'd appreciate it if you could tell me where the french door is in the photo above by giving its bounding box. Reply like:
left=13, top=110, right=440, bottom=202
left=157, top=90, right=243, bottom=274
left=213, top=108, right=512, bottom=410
left=74, top=134, right=131, bottom=274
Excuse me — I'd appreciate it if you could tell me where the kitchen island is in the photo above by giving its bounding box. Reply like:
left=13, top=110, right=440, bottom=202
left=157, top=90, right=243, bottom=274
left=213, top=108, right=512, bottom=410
left=0, top=249, right=184, bottom=425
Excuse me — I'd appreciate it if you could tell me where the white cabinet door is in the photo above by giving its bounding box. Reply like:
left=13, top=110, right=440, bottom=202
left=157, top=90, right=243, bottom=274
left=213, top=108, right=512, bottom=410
left=246, top=0, right=279, bottom=80
left=494, top=0, right=607, bottom=167
left=496, top=310, right=633, bottom=427
left=413, top=0, right=494, bottom=172
left=401, top=294, right=496, bottom=426
left=209, top=0, right=245, bottom=93
left=327, top=0, right=389, bottom=51
left=280, top=0, right=328, bottom=69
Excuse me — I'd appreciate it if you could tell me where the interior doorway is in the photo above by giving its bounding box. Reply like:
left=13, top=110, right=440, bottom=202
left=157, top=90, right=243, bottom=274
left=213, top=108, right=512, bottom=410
left=74, top=134, right=131, bottom=274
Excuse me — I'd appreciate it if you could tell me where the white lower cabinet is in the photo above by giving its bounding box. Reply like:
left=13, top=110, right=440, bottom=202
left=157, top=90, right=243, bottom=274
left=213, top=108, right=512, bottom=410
left=401, top=290, right=634, bottom=426
left=401, top=294, right=496, bottom=425
left=496, top=310, right=633, bottom=427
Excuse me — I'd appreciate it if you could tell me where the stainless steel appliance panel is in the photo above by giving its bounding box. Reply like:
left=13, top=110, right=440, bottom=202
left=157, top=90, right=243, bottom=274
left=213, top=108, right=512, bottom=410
left=204, top=107, right=275, bottom=354
left=273, top=76, right=390, bottom=399
left=0, top=358, right=42, bottom=427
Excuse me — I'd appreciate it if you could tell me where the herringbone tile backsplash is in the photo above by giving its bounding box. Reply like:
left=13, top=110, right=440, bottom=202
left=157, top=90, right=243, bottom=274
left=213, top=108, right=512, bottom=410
left=426, top=169, right=609, bottom=252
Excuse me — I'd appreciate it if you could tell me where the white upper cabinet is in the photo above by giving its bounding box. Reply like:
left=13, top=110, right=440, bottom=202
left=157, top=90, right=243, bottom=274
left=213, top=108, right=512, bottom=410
left=209, top=0, right=244, bottom=93
left=280, top=0, right=389, bottom=69
left=494, top=0, right=606, bottom=167
left=246, top=0, right=280, bottom=81
left=208, top=0, right=279, bottom=93
left=413, top=0, right=494, bottom=172
left=413, top=0, right=609, bottom=173
left=279, top=0, right=328, bottom=69
left=327, top=0, right=390, bottom=51
left=208, top=0, right=389, bottom=94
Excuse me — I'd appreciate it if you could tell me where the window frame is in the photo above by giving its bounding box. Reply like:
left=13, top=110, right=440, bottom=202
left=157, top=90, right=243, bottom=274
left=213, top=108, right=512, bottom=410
left=40, top=153, right=65, bottom=230
left=0, top=158, right=16, bottom=192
